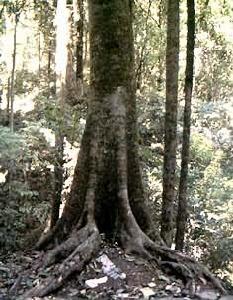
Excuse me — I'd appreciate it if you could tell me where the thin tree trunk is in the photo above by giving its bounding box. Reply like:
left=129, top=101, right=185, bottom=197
left=10, top=15, right=18, bottom=132
left=51, top=133, right=64, bottom=228
left=160, top=0, right=180, bottom=247
left=74, top=0, right=84, bottom=82
left=157, top=0, right=166, bottom=91
left=47, top=39, right=52, bottom=81
left=6, top=77, right=11, bottom=123
left=175, top=0, right=195, bottom=251
left=38, top=31, right=41, bottom=75
left=50, top=0, right=69, bottom=229
left=84, top=13, right=88, bottom=68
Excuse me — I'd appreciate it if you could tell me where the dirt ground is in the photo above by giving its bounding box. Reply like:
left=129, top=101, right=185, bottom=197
left=0, top=241, right=232, bottom=300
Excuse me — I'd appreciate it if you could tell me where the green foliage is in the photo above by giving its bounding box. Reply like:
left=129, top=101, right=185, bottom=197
left=3, top=0, right=28, bottom=16
left=180, top=1, right=233, bottom=280
left=0, top=0, right=232, bottom=284
left=33, top=89, right=85, bottom=145
left=0, top=124, right=52, bottom=252
left=0, top=13, right=6, bottom=34
left=190, top=133, right=214, bottom=165
left=134, top=0, right=166, bottom=91
left=187, top=132, right=233, bottom=279
left=0, top=206, right=22, bottom=250
left=195, top=43, right=233, bottom=102
left=14, top=69, right=39, bottom=95
left=0, top=125, right=23, bottom=168
left=137, top=91, right=164, bottom=224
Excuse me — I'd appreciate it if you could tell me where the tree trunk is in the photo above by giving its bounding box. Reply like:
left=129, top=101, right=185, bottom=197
left=50, top=0, right=69, bottom=228
left=157, top=0, right=166, bottom=91
left=6, top=77, right=11, bottom=124
left=38, top=31, right=41, bottom=75
left=26, top=1, right=225, bottom=297
left=10, top=14, right=18, bottom=132
left=74, top=0, right=84, bottom=82
left=175, top=0, right=195, bottom=251
left=160, top=0, right=180, bottom=247
left=52, top=0, right=149, bottom=237
left=47, top=40, right=52, bottom=80
left=37, top=0, right=151, bottom=248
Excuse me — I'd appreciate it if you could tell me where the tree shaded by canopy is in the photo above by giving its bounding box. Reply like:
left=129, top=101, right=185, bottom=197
left=24, top=0, right=225, bottom=297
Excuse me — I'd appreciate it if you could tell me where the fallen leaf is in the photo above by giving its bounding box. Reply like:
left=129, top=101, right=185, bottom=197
left=195, top=289, right=219, bottom=300
left=85, top=276, right=108, bottom=288
left=140, top=287, right=155, bottom=299
left=158, top=275, right=170, bottom=283
left=148, top=282, right=156, bottom=288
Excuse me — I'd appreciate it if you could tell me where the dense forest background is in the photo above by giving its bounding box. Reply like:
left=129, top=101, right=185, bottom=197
left=0, top=0, right=232, bottom=291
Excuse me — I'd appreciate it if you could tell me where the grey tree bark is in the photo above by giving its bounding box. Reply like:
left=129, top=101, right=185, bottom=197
left=37, top=0, right=151, bottom=250
left=25, top=1, right=225, bottom=297
left=175, top=0, right=195, bottom=251
left=160, top=0, right=180, bottom=247
left=74, top=0, right=84, bottom=82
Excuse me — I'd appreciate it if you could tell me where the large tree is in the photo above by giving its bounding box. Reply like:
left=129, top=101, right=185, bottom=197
left=25, top=0, right=225, bottom=297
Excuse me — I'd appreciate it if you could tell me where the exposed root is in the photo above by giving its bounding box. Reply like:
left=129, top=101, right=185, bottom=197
left=36, top=226, right=55, bottom=250
left=112, top=92, right=226, bottom=295
left=118, top=208, right=226, bottom=292
left=143, top=234, right=225, bottom=292
left=26, top=203, right=227, bottom=298
left=25, top=225, right=100, bottom=298
left=25, top=122, right=101, bottom=298
left=23, top=90, right=227, bottom=298
left=35, top=217, right=65, bottom=250
left=121, top=224, right=227, bottom=294
left=44, top=223, right=97, bottom=267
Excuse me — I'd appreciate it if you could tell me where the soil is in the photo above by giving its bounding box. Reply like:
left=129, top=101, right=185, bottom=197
left=0, top=241, right=232, bottom=300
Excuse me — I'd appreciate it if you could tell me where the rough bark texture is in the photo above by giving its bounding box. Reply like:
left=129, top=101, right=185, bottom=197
left=175, top=0, right=195, bottom=251
left=37, top=0, right=151, bottom=249
left=47, top=40, right=52, bottom=80
left=161, top=0, right=180, bottom=247
left=26, top=1, right=225, bottom=297
left=75, top=0, right=84, bottom=82
left=157, top=0, right=166, bottom=91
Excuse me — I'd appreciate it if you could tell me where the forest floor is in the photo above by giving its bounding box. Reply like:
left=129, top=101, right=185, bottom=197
left=0, top=241, right=233, bottom=300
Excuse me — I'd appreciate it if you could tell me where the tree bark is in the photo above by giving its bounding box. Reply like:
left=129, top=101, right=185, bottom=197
left=10, top=14, right=18, bottom=132
left=160, top=0, right=180, bottom=247
left=6, top=77, right=11, bottom=124
left=157, top=0, right=166, bottom=91
left=175, top=0, right=195, bottom=251
left=47, top=40, right=52, bottom=80
left=62, top=0, right=150, bottom=235
left=74, top=0, right=84, bottom=82
left=27, top=1, right=225, bottom=297
left=37, top=0, right=151, bottom=249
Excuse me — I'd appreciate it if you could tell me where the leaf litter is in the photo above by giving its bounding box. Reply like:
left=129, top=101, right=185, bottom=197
left=0, top=243, right=232, bottom=300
